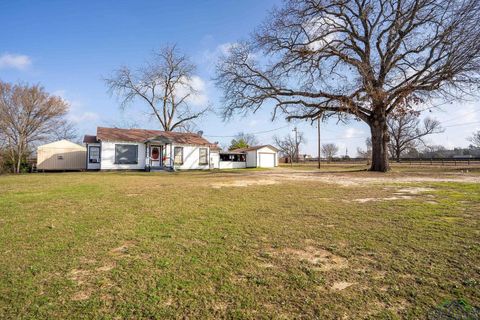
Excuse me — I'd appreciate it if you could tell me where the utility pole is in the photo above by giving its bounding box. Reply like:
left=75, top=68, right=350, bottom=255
left=317, top=117, right=321, bottom=169
left=292, top=127, right=298, bottom=163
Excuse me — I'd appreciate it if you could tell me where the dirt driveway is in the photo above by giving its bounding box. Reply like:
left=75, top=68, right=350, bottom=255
left=208, top=167, right=480, bottom=188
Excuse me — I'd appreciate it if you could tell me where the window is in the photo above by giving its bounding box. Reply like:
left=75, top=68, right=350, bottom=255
left=174, top=147, right=183, bottom=165
left=57, top=155, right=64, bottom=160
left=219, top=153, right=246, bottom=162
left=89, top=146, right=100, bottom=163
left=199, top=148, right=208, bottom=165
left=115, top=144, right=138, bottom=164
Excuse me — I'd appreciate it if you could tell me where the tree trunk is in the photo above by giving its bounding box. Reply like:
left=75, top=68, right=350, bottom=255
left=369, top=114, right=390, bottom=172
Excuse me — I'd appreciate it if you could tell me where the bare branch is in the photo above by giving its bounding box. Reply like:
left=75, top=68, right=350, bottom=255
left=105, top=44, right=210, bottom=131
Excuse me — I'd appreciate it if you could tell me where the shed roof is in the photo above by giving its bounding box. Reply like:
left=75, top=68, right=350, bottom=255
left=38, top=140, right=86, bottom=150
left=95, top=127, right=213, bottom=145
left=230, top=145, right=279, bottom=153
left=83, top=135, right=99, bottom=143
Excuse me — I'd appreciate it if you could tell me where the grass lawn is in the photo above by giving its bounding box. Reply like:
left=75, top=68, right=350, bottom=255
left=0, top=168, right=479, bottom=319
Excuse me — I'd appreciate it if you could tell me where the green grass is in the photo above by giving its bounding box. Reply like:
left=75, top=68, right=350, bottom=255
left=0, top=170, right=479, bottom=319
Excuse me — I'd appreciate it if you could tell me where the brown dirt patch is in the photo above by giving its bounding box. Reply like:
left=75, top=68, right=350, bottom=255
left=110, top=241, right=136, bottom=257
left=331, top=281, right=355, bottom=291
left=233, top=168, right=480, bottom=186
left=69, top=269, right=91, bottom=285
left=71, top=289, right=92, bottom=301
left=279, top=246, right=348, bottom=271
left=396, top=187, right=435, bottom=194
left=210, top=179, right=278, bottom=189
left=96, top=262, right=116, bottom=272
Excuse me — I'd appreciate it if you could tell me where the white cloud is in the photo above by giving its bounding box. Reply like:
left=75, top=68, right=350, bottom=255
left=54, top=89, right=100, bottom=125
left=175, top=75, right=210, bottom=108
left=0, top=53, right=32, bottom=70
left=201, top=42, right=236, bottom=71
left=68, top=111, right=100, bottom=124
left=341, top=127, right=364, bottom=139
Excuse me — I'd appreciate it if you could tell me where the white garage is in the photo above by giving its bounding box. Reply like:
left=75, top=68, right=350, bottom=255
left=259, top=152, right=276, bottom=168
left=230, top=145, right=279, bottom=168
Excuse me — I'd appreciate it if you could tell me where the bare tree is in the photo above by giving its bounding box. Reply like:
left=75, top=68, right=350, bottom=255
left=322, top=143, right=339, bottom=162
left=106, top=45, right=210, bottom=131
left=234, top=132, right=259, bottom=146
left=0, top=82, right=69, bottom=173
left=216, top=0, right=480, bottom=172
left=52, top=121, right=79, bottom=142
left=469, top=131, right=480, bottom=148
left=357, top=138, right=372, bottom=159
left=274, top=131, right=305, bottom=164
left=388, top=113, right=443, bottom=161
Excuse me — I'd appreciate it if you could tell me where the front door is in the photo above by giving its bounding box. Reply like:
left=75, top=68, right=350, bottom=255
left=150, top=145, right=162, bottom=167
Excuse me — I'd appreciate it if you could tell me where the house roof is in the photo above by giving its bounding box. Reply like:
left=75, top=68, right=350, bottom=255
left=209, top=144, right=222, bottom=152
left=95, top=127, right=213, bottom=146
left=83, top=135, right=99, bottom=143
left=230, top=144, right=280, bottom=153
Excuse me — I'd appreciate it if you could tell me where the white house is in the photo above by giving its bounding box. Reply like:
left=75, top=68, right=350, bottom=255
left=83, top=127, right=278, bottom=171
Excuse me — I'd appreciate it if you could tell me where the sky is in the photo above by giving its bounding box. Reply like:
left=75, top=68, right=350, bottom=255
left=1, top=0, right=479, bottom=156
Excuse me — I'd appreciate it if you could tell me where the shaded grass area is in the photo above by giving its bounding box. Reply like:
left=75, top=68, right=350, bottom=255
left=0, top=171, right=479, bottom=319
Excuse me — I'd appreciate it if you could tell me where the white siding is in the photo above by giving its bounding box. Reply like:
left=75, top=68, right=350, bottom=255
left=100, top=141, right=146, bottom=170
left=245, top=146, right=278, bottom=168
left=219, top=161, right=247, bottom=169
left=210, top=151, right=220, bottom=169
left=86, top=143, right=101, bottom=170
left=165, top=144, right=210, bottom=170
left=246, top=150, right=257, bottom=168
left=98, top=141, right=213, bottom=170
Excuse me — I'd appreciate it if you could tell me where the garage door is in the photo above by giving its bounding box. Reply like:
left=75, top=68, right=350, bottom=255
left=259, top=153, right=275, bottom=168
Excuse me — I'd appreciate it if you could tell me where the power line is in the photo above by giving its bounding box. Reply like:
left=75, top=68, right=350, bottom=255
left=203, top=124, right=290, bottom=138
left=442, top=120, right=480, bottom=128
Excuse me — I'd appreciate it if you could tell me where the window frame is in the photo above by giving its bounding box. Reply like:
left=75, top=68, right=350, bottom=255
left=199, top=148, right=208, bottom=165
left=88, top=146, right=101, bottom=163
left=174, top=147, right=184, bottom=165
left=114, top=144, right=138, bottom=165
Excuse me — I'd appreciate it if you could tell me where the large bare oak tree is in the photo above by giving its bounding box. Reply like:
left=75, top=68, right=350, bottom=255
left=106, top=45, right=209, bottom=132
left=0, top=82, right=70, bottom=173
left=216, top=0, right=480, bottom=171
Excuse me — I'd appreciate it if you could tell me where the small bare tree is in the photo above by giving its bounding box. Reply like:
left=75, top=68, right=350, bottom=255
left=216, top=0, right=480, bottom=172
left=357, top=138, right=373, bottom=165
left=106, top=45, right=209, bottom=131
left=322, top=143, right=339, bottom=162
left=0, top=82, right=69, bottom=173
left=274, top=131, right=305, bottom=164
left=388, top=113, right=443, bottom=161
left=469, top=131, right=480, bottom=148
left=52, top=121, right=79, bottom=142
